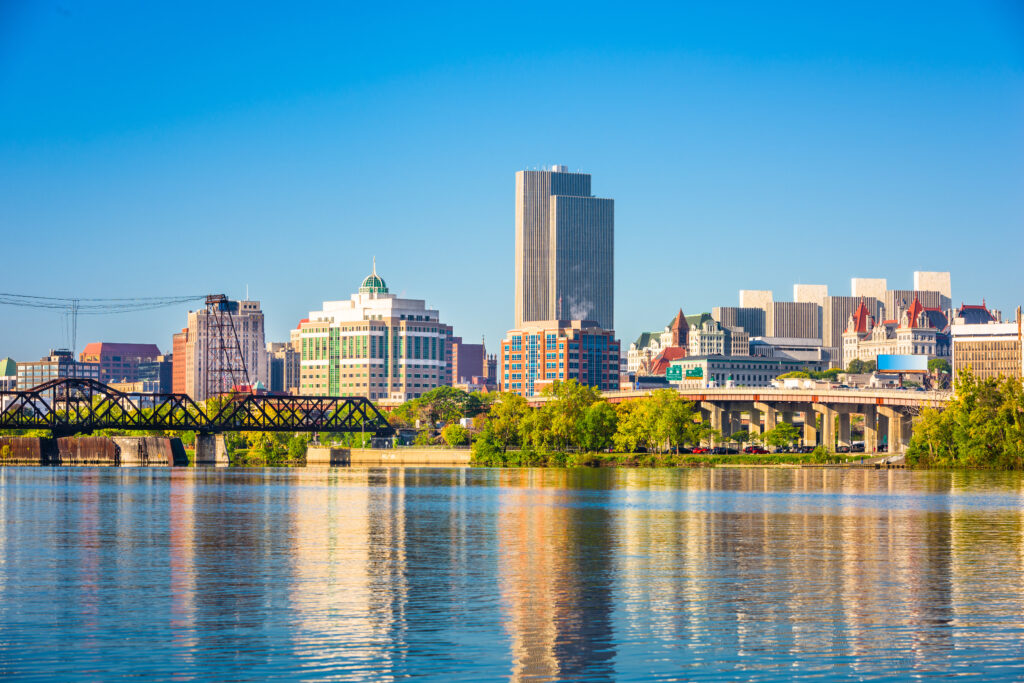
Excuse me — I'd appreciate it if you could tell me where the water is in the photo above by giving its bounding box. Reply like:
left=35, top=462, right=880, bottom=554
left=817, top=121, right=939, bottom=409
left=1, top=467, right=1023, bottom=681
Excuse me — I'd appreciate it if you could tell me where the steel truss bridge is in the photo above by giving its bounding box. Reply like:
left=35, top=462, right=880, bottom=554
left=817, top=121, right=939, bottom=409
left=0, top=378, right=394, bottom=438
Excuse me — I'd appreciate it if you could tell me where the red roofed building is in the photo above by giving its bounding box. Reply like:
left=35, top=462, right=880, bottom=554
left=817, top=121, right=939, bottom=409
left=842, top=294, right=951, bottom=368
left=79, top=342, right=162, bottom=384
left=649, top=347, right=688, bottom=376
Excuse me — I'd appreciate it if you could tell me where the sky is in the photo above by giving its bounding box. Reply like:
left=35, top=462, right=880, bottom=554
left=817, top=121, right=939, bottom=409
left=1, top=1, right=1022, bottom=359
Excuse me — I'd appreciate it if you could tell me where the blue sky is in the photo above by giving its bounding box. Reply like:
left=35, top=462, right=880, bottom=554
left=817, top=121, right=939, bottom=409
left=1, top=1, right=1022, bottom=359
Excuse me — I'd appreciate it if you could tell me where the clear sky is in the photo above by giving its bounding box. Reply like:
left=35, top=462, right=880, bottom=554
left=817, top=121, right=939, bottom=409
left=1, top=1, right=1022, bottom=359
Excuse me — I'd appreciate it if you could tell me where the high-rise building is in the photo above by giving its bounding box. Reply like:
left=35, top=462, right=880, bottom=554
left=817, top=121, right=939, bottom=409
left=500, top=319, right=619, bottom=397
left=914, top=271, right=952, bottom=305
left=171, top=328, right=188, bottom=394
left=298, top=264, right=453, bottom=401
left=769, top=301, right=820, bottom=339
left=712, top=306, right=767, bottom=337
left=951, top=307, right=1021, bottom=381
left=136, top=355, right=173, bottom=393
left=514, top=165, right=614, bottom=330
left=78, top=342, right=162, bottom=384
left=851, top=277, right=887, bottom=302
left=739, top=290, right=773, bottom=311
left=793, top=284, right=828, bottom=307
left=183, top=299, right=268, bottom=401
left=267, top=342, right=301, bottom=394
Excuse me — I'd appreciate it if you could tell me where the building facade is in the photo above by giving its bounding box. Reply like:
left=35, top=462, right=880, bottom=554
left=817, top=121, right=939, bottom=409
left=851, top=277, right=887, bottom=302
left=267, top=341, right=301, bottom=394
left=0, top=358, right=17, bottom=391
left=749, top=337, right=830, bottom=364
left=668, top=355, right=826, bottom=389
left=78, top=342, right=162, bottom=384
left=842, top=296, right=951, bottom=368
left=451, top=338, right=486, bottom=384
left=950, top=304, right=1021, bottom=381
left=17, top=350, right=100, bottom=388
left=171, top=328, right=188, bottom=394
left=769, top=301, right=820, bottom=339
left=184, top=299, right=268, bottom=401
left=823, top=295, right=881, bottom=365
left=298, top=266, right=453, bottom=401
left=136, top=355, right=173, bottom=393
left=500, top=320, right=620, bottom=397
left=627, top=310, right=687, bottom=374
left=712, top=306, right=767, bottom=338
left=793, top=284, right=828, bottom=307
left=514, top=166, right=614, bottom=330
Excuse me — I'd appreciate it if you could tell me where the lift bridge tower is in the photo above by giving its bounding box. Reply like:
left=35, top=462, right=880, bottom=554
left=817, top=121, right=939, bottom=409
left=202, top=294, right=253, bottom=400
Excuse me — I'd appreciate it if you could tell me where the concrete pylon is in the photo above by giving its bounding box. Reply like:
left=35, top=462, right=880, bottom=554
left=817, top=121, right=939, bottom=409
left=195, top=433, right=229, bottom=467
left=802, top=410, right=818, bottom=447
left=862, top=406, right=878, bottom=453
left=813, top=404, right=835, bottom=451
left=702, top=402, right=724, bottom=446
left=748, top=408, right=762, bottom=437
left=878, top=407, right=906, bottom=454
left=754, top=402, right=777, bottom=433
left=838, top=412, right=851, bottom=448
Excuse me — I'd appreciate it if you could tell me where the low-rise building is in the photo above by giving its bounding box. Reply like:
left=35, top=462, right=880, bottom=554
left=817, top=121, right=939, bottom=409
left=17, top=350, right=99, bottom=388
left=451, top=337, right=486, bottom=384
left=750, top=337, right=830, bottom=364
left=79, top=342, right=162, bottom=384
left=626, top=310, right=687, bottom=374
left=500, top=320, right=620, bottom=397
left=668, top=355, right=826, bottom=389
left=0, top=357, right=16, bottom=390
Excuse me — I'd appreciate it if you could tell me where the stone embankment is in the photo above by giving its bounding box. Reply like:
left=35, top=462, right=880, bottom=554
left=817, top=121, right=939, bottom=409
left=306, top=446, right=470, bottom=466
left=0, top=436, right=187, bottom=466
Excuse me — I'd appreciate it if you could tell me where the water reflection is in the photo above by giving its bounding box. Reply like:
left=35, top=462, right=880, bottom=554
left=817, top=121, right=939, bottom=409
left=0, top=467, right=1021, bottom=679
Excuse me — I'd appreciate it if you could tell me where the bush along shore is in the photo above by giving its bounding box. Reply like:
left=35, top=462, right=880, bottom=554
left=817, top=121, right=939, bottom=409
left=907, top=370, right=1024, bottom=470
left=468, top=381, right=856, bottom=468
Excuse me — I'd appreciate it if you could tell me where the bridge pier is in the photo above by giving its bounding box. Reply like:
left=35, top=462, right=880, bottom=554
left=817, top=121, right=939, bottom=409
left=813, top=404, right=836, bottom=451
left=195, top=434, right=228, bottom=467
left=838, top=412, right=851, bottom=449
left=701, top=402, right=724, bottom=446
left=878, top=407, right=908, bottom=455
left=862, top=406, right=878, bottom=453
left=728, top=412, right=742, bottom=439
left=753, top=402, right=777, bottom=436
left=802, top=410, right=817, bottom=447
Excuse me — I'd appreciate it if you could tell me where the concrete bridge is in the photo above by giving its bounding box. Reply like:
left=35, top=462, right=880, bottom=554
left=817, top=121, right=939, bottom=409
left=528, top=387, right=952, bottom=454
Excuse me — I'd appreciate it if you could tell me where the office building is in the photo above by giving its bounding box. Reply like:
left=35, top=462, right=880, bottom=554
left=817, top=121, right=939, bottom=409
left=712, top=306, right=767, bottom=338
left=267, top=342, right=301, bottom=394
left=78, top=342, right=162, bottom=384
left=668, top=355, right=826, bottom=389
left=183, top=299, right=268, bottom=401
left=136, top=355, right=173, bottom=393
left=451, top=337, right=486, bottom=384
left=793, top=284, right=828, bottom=307
left=851, top=277, right=887, bottom=302
left=298, top=264, right=453, bottom=401
left=739, top=290, right=773, bottom=311
left=514, top=165, right=614, bottom=330
left=769, top=301, right=820, bottom=339
left=749, top=337, right=830, bottom=364
left=914, top=271, right=952, bottom=308
left=950, top=305, right=1020, bottom=381
left=16, top=350, right=100, bottom=388
left=171, top=328, right=188, bottom=394
left=500, top=320, right=619, bottom=397
left=687, top=319, right=750, bottom=358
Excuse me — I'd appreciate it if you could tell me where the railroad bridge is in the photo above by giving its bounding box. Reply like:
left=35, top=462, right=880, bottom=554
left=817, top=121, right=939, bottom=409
left=0, top=378, right=394, bottom=464
left=528, top=387, right=952, bottom=453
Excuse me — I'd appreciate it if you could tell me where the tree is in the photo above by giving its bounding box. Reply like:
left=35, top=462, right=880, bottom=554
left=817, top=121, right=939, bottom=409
left=417, top=386, right=471, bottom=433
left=928, top=358, right=951, bottom=375
left=581, top=401, right=618, bottom=452
left=612, top=401, right=648, bottom=453
left=847, top=359, right=865, bottom=374
left=441, top=424, right=470, bottom=447
left=540, top=379, right=601, bottom=451
left=777, top=371, right=810, bottom=380
left=764, top=422, right=800, bottom=450
left=484, top=393, right=529, bottom=453
left=730, top=429, right=751, bottom=446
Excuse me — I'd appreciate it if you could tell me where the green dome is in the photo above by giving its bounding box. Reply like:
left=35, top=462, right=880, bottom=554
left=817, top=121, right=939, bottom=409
left=359, top=258, right=388, bottom=294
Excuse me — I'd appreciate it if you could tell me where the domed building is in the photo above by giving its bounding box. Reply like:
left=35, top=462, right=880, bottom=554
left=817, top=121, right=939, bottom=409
left=297, top=261, right=453, bottom=401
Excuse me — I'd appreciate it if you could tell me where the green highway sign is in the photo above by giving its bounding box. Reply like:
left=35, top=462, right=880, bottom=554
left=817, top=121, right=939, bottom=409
left=685, top=367, right=703, bottom=378
left=666, top=366, right=682, bottom=381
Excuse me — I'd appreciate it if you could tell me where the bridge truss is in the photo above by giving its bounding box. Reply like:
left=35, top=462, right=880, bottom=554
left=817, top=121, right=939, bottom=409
left=0, top=378, right=394, bottom=438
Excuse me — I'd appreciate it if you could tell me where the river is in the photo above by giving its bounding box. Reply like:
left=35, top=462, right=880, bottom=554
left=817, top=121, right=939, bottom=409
left=1, top=467, right=1022, bottom=680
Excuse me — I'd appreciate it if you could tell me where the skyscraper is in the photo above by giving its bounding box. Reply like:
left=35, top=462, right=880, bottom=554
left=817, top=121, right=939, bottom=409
left=514, top=165, right=614, bottom=330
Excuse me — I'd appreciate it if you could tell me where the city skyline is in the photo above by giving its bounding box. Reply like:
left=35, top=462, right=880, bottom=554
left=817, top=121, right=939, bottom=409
left=1, top=3, right=1022, bottom=359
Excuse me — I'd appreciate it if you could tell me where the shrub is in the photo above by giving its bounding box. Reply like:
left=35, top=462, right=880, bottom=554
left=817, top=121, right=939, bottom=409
left=441, top=424, right=470, bottom=447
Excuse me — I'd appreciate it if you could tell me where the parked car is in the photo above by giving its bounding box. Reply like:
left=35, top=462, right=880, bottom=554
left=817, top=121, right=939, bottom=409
left=851, top=443, right=865, bottom=453
left=743, top=446, right=768, bottom=454
left=836, top=445, right=851, bottom=453
left=692, top=447, right=709, bottom=455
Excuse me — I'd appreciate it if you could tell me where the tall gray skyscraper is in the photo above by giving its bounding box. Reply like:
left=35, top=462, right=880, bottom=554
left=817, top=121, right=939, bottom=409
left=514, top=165, right=614, bottom=330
